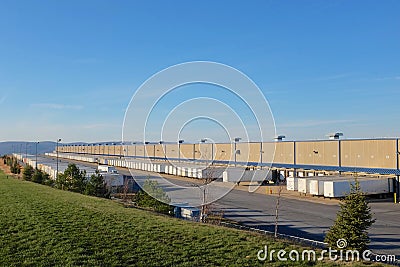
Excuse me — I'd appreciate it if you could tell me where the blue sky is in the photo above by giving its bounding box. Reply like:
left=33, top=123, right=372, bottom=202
left=0, top=0, right=399, bottom=143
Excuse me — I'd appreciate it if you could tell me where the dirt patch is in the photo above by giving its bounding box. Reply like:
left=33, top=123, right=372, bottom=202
left=0, top=158, right=22, bottom=179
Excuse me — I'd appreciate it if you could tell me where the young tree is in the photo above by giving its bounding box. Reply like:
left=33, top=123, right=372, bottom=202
left=324, top=180, right=375, bottom=251
left=10, top=160, right=21, bottom=174
left=42, top=172, right=54, bottom=187
left=133, top=179, right=172, bottom=214
left=85, top=171, right=110, bottom=198
left=22, top=165, right=34, bottom=181
left=32, top=169, right=44, bottom=184
left=56, top=164, right=87, bottom=193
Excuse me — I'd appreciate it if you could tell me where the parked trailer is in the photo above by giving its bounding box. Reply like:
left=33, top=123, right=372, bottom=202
left=297, top=176, right=347, bottom=194
left=196, top=167, right=225, bottom=179
left=308, top=176, right=353, bottom=196
left=98, top=165, right=118, bottom=174
left=324, top=178, right=393, bottom=198
left=286, top=177, right=298, bottom=191
left=223, top=168, right=273, bottom=183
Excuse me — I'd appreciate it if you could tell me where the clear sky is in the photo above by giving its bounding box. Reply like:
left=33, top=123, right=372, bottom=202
left=0, top=0, right=399, bottom=143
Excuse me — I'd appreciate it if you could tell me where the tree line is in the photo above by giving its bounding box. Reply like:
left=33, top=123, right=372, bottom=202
left=3, top=156, right=21, bottom=174
left=18, top=158, right=110, bottom=199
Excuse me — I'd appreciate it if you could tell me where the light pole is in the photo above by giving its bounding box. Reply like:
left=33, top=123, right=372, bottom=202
left=35, top=142, right=39, bottom=169
left=56, top=138, right=61, bottom=180
left=200, top=138, right=210, bottom=165
left=132, top=142, right=137, bottom=158
left=234, top=137, right=241, bottom=167
left=178, top=140, right=184, bottom=163
left=159, top=141, right=165, bottom=160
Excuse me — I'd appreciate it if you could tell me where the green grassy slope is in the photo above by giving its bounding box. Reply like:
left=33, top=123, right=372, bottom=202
left=0, top=171, right=377, bottom=266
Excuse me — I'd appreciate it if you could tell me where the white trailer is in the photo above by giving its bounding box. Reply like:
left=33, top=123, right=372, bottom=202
left=309, top=176, right=353, bottom=196
left=222, top=168, right=273, bottom=183
left=297, top=178, right=308, bottom=193
left=286, top=177, right=298, bottom=191
left=197, top=168, right=225, bottom=179
left=98, top=165, right=118, bottom=174
left=324, top=178, right=392, bottom=198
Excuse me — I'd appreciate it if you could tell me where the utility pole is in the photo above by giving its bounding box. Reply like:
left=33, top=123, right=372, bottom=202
left=35, top=142, right=39, bottom=169
left=234, top=137, right=241, bottom=167
left=56, top=139, right=61, bottom=180
left=178, top=140, right=184, bottom=163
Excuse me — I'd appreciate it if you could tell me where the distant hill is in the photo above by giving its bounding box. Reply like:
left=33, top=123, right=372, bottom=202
left=0, top=141, right=124, bottom=156
left=0, top=141, right=58, bottom=156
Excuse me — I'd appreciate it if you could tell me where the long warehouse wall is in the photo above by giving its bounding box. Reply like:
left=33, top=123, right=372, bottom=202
left=57, top=138, right=400, bottom=174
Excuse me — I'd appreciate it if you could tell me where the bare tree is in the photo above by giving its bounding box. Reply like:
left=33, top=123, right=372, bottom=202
left=274, top=180, right=283, bottom=238
left=196, top=144, right=226, bottom=223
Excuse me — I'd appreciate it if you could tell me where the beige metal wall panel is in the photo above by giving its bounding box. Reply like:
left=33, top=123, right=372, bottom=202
left=261, top=142, right=277, bottom=164
left=153, top=144, right=164, bottom=158
left=108, top=145, right=114, bottom=155
left=194, top=144, right=201, bottom=160
left=144, top=145, right=155, bottom=158
left=262, top=142, right=295, bottom=164
left=114, top=146, right=121, bottom=156
left=235, top=143, right=261, bottom=163
left=341, top=140, right=396, bottom=169
left=278, top=142, right=295, bottom=164
left=136, top=145, right=145, bottom=157
left=121, top=145, right=128, bottom=156
left=398, top=139, right=400, bottom=170
left=214, top=143, right=233, bottom=162
left=249, top=143, right=262, bottom=163
left=296, top=141, right=339, bottom=166
left=180, top=144, right=194, bottom=160
left=194, top=143, right=213, bottom=161
left=165, top=144, right=179, bottom=160
left=126, top=145, right=135, bottom=157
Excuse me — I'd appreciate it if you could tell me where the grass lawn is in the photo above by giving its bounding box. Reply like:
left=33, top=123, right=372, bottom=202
left=0, top=170, right=384, bottom=266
